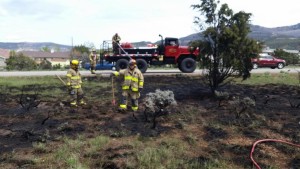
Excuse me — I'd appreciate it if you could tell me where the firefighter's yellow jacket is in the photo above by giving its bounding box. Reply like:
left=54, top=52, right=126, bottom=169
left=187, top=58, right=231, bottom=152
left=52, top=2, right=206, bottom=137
left=113, top=68, right=144, bottom=91
left=89, top=53, right=98, bottom=63
left=66, top=69, right=82, bottom=89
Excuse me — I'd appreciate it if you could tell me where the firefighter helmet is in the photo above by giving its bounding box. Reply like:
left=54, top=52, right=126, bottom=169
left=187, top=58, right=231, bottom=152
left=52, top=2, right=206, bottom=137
left=70, top=59, right=79, bottom=70
left=71, top=59, right=79, bottom=65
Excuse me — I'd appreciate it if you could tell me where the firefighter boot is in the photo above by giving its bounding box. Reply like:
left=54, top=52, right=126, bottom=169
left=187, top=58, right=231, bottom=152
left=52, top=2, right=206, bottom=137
left=118, top=104, right=127, bottom=113
left=70, top=101, right=78, bottom=107
left=79, top=99, right=87, bottom=106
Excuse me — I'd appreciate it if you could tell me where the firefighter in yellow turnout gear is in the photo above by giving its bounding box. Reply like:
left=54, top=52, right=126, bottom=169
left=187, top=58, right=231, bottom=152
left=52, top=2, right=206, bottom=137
left=67, top=59, right=86, bottom=107
left=89, top=49, right=98, bottom=74
left=112, top=59, right=144, bottom=112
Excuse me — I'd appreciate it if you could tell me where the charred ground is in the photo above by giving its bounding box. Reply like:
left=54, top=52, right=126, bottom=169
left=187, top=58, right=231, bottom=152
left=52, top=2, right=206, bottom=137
left=0, top=75, right=299, bottom=169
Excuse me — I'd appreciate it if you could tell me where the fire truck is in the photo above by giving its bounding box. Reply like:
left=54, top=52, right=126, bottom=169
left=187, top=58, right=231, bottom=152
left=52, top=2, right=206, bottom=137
left=100, top=35, right=200, bottom=73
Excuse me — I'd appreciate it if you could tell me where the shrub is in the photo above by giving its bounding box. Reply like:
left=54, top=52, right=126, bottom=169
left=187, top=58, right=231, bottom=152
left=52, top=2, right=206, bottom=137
left=6, top=52, right=37, bottom=70
left=143, top=89, right=177, bottom=128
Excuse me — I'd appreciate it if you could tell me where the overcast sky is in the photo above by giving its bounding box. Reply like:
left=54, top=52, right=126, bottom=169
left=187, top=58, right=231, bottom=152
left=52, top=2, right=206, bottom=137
left=0, top=0, right=299, bottom=47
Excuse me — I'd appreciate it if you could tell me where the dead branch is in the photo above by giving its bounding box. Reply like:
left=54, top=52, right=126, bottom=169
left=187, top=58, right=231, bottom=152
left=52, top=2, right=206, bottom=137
left=18, top=86, right=41, bottom=112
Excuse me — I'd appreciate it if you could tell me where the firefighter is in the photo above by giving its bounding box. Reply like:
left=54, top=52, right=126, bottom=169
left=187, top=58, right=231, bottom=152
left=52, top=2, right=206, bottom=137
left=111, top=59, right=144, bottom=112
left=112, top=33, right=121, bottom=54
left=66, top=59, right=86, bottom=107
left=89, top=49, right=98, bottom=74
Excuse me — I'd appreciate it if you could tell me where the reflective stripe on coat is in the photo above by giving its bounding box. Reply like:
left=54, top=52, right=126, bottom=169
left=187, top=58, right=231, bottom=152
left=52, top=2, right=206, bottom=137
left=66, top=69, right=82, bottom=89
left=113, top=68, right=144, bottom=92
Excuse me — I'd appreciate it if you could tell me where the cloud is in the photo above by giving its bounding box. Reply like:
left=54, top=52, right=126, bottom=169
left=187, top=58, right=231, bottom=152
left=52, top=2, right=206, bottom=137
left=0, top=0, right=298, bottom=46
left=1, top=0, right=66, bottom=20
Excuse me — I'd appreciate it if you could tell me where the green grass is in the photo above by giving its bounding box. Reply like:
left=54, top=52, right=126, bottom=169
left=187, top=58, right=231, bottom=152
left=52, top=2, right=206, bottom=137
left=234, top=72, right=300, bottom=85
left=46, top=134, right=110, bottom=168
left=0, top=76, right=112, bottom=102
left=0, top=76, right=59, bottom=87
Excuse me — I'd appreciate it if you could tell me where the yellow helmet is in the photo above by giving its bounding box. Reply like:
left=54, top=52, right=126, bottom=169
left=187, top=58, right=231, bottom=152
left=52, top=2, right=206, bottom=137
left=71, top=59, right=79, bottom=65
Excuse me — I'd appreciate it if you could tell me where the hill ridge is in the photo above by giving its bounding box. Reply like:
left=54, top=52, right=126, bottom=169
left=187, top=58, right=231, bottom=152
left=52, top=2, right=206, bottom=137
left=1, top=23, right=300, bottom=51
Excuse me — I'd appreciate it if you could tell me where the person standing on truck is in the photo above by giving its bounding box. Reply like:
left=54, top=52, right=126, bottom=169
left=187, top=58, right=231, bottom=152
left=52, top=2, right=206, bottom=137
left=111, top=59, right=144, bottom=113
left=89, top=49, right=98, bottom=74
left=112, top=33, right=121, bottom=54
left=66, top=59, right=86, bottom=107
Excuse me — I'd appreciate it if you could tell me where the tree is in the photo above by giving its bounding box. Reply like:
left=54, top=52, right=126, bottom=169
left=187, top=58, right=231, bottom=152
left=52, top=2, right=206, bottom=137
left=41, top=46, right=51, bottom=52
left=71, top=45, right=91, bottom=67
left=273, top=49, right=299, bottom=65
left=192, top=0, right=262, bottom=93
left=6, top=51, right=37, bottom=70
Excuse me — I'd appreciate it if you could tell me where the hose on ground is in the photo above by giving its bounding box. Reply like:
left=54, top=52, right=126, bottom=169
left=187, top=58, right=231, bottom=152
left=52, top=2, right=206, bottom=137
left=250, top=139, right=300, bottom=169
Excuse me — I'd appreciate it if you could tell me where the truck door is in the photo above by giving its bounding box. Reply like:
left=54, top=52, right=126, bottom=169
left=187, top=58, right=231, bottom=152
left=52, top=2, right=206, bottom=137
left=164, top=39, right=179, bottom=57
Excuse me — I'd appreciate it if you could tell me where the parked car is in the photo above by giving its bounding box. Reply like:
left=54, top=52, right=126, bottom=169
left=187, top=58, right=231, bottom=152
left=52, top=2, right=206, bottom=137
left=84, top=61, right=115, bottom=70
left=251, top=54, right=286, bottom=69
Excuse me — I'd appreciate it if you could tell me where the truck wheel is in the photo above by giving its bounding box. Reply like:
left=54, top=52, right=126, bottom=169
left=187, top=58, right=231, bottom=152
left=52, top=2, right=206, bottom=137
left=179, top=58, right=196, bottom=73
left=252, top=63, right=258, bottom=69
left=115, top=59, right=129, bottom=71
left=136, top=59, right=148, bottom=73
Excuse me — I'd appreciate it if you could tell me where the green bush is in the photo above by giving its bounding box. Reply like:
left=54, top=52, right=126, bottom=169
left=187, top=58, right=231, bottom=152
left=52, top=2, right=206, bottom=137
left=6, top=52, right=37, bottom=70
left=274, top=49, right=300, bottom=65
left=52, top=63, right=62, bottom=70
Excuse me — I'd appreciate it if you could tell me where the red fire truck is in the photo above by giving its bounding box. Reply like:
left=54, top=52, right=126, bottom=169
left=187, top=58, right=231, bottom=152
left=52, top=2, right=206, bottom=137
left=100, top=35, right=200, bottom=73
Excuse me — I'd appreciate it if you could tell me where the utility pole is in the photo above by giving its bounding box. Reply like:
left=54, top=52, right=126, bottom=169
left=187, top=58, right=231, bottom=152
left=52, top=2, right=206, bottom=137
left=71, top=37, right=73, bottom=59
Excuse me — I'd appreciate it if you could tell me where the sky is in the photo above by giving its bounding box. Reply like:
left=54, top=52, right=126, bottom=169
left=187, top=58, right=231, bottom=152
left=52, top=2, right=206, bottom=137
left=0, top=0, right=299, bottom=47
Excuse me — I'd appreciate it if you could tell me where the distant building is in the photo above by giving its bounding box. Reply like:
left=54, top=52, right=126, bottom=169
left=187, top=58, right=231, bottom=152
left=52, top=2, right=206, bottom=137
left=18, top=51, right=71, bottom=67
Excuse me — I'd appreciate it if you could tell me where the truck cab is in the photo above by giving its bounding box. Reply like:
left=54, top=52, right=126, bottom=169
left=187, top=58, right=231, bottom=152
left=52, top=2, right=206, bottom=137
left=157, top=36, right=200, bottom=72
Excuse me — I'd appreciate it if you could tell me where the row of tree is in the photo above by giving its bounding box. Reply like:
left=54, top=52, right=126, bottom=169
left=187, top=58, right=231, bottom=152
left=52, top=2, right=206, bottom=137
left=273, top=49, right=300, bottom=65
left=5, top=52, right=65, bottom=71
left=5, top=45, right=93, bottom=71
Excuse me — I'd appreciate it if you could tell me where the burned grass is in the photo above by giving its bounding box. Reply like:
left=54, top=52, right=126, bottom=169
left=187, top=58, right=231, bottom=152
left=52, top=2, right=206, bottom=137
left=0, top=75, right=300, bottom=168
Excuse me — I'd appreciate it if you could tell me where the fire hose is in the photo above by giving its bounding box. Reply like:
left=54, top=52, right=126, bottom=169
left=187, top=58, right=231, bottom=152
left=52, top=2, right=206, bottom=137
left=250, top=139, right=300, bottom=169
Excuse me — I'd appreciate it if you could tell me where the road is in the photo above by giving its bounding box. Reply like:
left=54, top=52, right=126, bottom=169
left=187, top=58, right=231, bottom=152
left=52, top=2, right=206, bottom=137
left=0, top=68, right=299, bottom=77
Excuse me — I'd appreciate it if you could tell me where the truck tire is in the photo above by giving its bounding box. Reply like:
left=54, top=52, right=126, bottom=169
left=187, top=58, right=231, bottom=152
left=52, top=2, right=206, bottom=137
left=115, top=59, right=129, bottom=71
left=136, top=59, right=148, bottom=73
left=179, top=58, right=196, bottom=73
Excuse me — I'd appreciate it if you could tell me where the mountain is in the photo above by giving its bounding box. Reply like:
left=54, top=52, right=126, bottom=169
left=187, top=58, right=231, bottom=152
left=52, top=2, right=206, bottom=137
left=178, top=23, right=300, bottom=50
left=249, top=23, right=300, bottom=40
left=0, top=42, right=72, bottom=52
left=1, top=23, right=300, bottom=51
